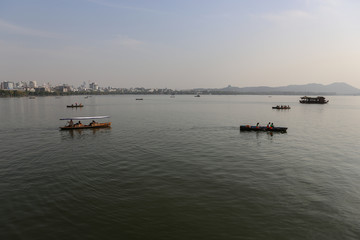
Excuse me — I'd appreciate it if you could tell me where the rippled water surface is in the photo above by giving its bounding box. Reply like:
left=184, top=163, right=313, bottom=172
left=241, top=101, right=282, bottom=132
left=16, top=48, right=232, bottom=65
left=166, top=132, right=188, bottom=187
left=1, top=95, right=360, bottom=239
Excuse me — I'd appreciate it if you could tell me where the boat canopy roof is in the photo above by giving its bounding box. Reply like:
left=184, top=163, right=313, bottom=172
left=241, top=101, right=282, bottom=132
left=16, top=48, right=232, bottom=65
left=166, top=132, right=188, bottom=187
left=60, top=116, right=110, bottom=120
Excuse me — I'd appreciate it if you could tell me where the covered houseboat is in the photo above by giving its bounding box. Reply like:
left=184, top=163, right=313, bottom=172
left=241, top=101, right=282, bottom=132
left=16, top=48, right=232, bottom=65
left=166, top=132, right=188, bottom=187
left=299, top=96, right=329, bottom=104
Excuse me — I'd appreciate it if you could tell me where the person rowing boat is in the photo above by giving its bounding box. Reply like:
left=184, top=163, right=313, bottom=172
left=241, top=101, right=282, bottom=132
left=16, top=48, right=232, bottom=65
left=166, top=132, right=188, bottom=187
left=67, top=119, right=74, bottom=127
left=60, top=116, right=111, bottom=130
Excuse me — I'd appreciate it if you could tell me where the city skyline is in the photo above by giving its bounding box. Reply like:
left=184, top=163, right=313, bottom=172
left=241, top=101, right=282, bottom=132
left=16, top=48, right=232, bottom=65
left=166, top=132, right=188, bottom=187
left=2, top=79, right=359, bottom=96
left=1, top=0, right=360, bottom=89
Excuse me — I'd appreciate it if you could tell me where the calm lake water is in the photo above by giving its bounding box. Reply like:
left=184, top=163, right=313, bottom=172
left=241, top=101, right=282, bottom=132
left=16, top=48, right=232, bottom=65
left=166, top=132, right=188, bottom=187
left=1, top=95, right=360, bottom=240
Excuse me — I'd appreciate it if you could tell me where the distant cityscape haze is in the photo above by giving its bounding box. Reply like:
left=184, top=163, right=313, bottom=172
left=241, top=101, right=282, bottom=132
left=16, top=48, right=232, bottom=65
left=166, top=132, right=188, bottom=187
left=1, top=0, right=360, bottom=89
left=2, top=80, right=359, bottom=96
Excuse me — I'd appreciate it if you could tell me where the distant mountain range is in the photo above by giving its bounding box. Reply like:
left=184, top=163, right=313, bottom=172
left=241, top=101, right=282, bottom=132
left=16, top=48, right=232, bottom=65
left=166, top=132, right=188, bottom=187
left=195, top=82, right=360, bottom=95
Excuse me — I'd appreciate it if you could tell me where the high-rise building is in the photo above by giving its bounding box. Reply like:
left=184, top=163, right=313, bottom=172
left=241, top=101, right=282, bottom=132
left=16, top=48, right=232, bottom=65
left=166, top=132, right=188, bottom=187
left=29, top=81, right=37, bottom=88
left=1, top=81, right=14, bottom=90
left=89, top=82, right=99, bottom=91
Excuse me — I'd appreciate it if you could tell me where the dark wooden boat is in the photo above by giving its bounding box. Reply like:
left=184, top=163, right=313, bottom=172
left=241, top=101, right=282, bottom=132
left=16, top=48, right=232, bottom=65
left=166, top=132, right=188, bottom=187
left=240, top=125, right=287, bottom=133
left=60, top=116, right=111, bottom=130
left=136, top=98, right=143, bottom=100
left=272, top=106, right=291, bottom=109
left=67, top=104, right=84, bottom=108
left=60, top=122, right=111, bottom=130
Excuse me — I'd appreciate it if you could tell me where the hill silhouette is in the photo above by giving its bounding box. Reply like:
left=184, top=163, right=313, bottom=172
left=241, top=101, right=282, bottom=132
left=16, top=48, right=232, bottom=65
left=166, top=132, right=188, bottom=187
left=212, top=82, right=360, bottom=95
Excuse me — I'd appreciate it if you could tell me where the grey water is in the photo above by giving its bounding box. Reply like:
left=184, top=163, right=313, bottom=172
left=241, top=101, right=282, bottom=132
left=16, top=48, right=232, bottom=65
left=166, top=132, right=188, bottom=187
left=1, top=95, right=360, bottom=240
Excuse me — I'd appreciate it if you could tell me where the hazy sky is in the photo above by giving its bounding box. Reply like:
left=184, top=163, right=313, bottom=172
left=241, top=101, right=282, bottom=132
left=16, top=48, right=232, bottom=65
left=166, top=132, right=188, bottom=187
left=1, top=0, right=360, bottom=89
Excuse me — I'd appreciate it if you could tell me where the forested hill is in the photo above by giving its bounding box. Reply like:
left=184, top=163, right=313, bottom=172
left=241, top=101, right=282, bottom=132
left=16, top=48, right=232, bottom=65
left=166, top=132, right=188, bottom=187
left=201, top=82, right=360, bottom=95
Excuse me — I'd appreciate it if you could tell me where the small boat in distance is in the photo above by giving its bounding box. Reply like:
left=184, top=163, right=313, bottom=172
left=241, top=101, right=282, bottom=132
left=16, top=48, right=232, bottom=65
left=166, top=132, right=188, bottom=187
left=67, top=103, right=84, bottom=108
left=272, top=105, right=291, bottom=110
left=299, top=96, right=329, bottom=104
left=136, top=98, right=143, bottom=100
left=29, top=96, right=36, bottom=99
left=240, top=124, right=287, bottom=133
left=60, top=116, right=111, bottom=130
left=194, top=94, right=200, bottom=97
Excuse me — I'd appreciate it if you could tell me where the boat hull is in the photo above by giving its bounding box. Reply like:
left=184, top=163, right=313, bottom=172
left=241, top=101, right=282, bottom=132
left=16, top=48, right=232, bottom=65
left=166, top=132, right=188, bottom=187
left=60, top=122, right=111, bottom=130
left=240, top=125, right=287, bottom=132
left=67, top=105, right=84, bottom=108
left=299, top=101, right=328, bottom=104
left=272, top=107, right=291, bottom=109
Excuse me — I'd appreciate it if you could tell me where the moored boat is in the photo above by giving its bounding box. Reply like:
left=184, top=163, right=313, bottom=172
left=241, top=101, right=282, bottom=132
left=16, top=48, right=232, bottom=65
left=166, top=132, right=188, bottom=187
left=60, top=116, right=111, bottom=130
left=240, top=125, right=287, bottom=132
left=272, top=105, right=291, bottom=109
left=67, top=103, right=84, bottom=108
left=299, top=96, right=329, bottom=104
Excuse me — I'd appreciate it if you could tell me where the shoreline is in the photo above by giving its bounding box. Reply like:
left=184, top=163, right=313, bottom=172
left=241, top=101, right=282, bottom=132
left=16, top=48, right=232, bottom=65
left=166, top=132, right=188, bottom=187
left=1, top=89, right=353, bottom=98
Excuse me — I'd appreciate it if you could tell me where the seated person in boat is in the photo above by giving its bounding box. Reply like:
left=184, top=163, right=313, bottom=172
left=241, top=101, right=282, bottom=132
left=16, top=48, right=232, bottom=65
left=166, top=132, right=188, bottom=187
left=67, top=119, right=74, bottom=127
left=74, top=121, right=83, bottom=127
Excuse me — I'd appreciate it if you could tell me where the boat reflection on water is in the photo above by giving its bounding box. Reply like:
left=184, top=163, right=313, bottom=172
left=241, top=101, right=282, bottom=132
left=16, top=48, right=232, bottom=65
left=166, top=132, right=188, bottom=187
left=60, top=127, right=111, bottom=139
